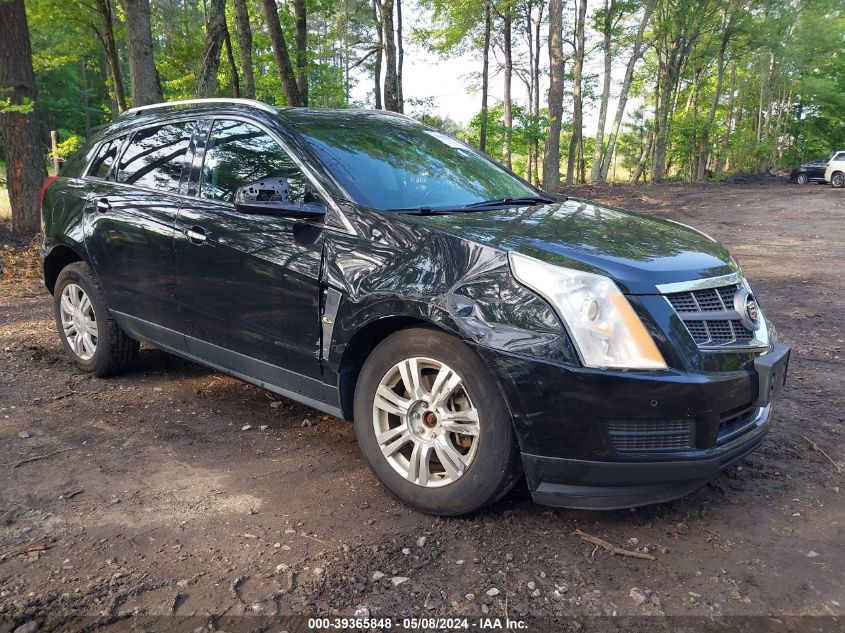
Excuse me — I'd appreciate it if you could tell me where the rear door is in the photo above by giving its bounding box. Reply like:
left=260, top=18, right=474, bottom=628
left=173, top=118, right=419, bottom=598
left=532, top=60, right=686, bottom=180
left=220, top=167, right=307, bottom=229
left=174, top=117, right=326, bottom=385
left=84, top=120, right=197, bottom=334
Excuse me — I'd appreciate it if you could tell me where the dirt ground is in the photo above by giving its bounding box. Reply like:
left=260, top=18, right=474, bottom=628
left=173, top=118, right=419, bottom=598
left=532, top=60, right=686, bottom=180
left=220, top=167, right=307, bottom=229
left=0, top=181, right=843, bottom=631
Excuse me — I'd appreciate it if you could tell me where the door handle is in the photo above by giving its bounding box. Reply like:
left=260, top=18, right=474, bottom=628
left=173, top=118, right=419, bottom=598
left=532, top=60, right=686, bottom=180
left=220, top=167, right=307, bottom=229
left=95, top=198, right=111, bottom=212
left=186, top=226, right=207, bottom=245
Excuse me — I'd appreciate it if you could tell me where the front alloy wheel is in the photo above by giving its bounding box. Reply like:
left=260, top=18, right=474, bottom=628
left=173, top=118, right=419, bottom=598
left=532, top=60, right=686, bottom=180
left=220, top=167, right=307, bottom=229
left=832, top=173, right=845, bottom=189
left=354, top=327, right=521, bottom=516
left=796, top=173, right=808, bottom=185
left=373, top=357, right=480, bottom=487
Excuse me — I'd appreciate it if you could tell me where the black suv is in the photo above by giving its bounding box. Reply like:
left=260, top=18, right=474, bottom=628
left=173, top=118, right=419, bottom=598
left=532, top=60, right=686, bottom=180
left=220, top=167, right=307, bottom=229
left=41, top=98, right=790, bottom=515
left=789, top=158, right=829, bottom=184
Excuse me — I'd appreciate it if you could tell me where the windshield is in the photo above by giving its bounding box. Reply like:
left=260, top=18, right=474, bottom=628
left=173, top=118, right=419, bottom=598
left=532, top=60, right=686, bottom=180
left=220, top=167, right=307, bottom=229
left=283, top=111, right=538, bottom=211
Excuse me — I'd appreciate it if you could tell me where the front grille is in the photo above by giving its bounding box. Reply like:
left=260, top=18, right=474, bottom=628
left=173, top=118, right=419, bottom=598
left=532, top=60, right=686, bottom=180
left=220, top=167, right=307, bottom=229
left=665, top=283, right=757, bottom=348
left=718, top=403, right=760, bottom=443
left=607, top=420, right=694, bottom=452
left=682, top=319, right=755, bottom=345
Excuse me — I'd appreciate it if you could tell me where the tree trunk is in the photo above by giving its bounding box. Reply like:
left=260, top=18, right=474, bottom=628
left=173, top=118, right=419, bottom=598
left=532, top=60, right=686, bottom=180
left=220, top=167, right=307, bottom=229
left=232, top=0, right=256, bottom=98
left=650, top=0, right=708, bottom=182
left=195, top=0, right=227, bottom=97
left=715, top=58, right=736, bottom=177
left=343, top=0, right=350, bottom=104
left=631, top=123, right=655, bottom=184
left=294, top=0, right=308, bottom=105
left=224, top=26, right=241, bottom=97
left=122, top=0, right=162, bottom=106
left=650, top=53, right=677, bottom=182
left=479, top=0, right=491, bottom=152
left=590, top=0, right=614, bottom=182
left=774, top=89, right=793, bottom=164
left=525, top=0, right=535, bottom=181
left=94, top=0, right=127, bottom=112
left=382, top=0, right=400, bottom=111
left=565, top=0, right=586, bottom=185
left=542, top=0, right=565, bottom=190
left=81, top=57, right=91, bottom=133
left=502, top=11, right=513, bottom=168
left=262, top=0, right=304, bottom=106
left=372, top=0, right=383, bottom=108
left=532, top=1, right=543, bottom=184
left=0, top=0, right=48, bottom=236
left=755, top=55, right=767, bottom=146
left=696, top=29, right=730, bottom=181
left=396, top=0, right=404, bottom=112
left=600, top=0, right=652, bottom=180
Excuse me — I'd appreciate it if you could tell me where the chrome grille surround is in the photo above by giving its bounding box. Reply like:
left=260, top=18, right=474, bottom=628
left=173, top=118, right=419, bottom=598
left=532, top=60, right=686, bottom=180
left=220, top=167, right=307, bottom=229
left=657, top=273, right=770, bottom=350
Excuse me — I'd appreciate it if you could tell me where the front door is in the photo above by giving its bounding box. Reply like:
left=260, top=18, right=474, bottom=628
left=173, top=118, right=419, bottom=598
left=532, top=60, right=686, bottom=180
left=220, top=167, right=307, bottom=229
left=174, top=118, right=325, bottom=387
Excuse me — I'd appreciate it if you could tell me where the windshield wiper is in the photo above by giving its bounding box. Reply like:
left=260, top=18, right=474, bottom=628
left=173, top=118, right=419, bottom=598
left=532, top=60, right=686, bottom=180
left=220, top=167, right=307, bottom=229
left=461, top=195, right=557, bottom=210
left=386, top=195, right=558, bottom=214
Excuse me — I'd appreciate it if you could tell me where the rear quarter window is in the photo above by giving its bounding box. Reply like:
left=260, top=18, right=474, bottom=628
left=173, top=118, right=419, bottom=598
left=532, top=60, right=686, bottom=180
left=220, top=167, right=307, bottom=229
left=87, top=136, right=126, bottom=180
left=59, top=142, right=99, bottom=179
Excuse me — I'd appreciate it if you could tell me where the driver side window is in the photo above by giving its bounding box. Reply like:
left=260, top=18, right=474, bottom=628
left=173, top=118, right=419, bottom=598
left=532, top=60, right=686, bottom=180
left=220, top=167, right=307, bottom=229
left=200, top=119, right=310, bottom=204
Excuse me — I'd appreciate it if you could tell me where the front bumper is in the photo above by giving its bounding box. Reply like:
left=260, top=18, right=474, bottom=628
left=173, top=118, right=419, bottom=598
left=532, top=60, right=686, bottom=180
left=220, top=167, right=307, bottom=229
left=477, top=343, right=790, bottom=510
left=525, top=404, right=769, bottom=509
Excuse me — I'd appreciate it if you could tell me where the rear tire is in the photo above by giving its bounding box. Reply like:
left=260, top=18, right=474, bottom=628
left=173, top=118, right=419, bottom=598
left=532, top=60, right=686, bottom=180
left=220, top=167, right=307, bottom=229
left=353, top=327, right=521, bottom=516
left=796, top=173, right=808, bottom=185
left=53, top=262, right=139, bottom=377
left=832, top=172, right=845, bottom=189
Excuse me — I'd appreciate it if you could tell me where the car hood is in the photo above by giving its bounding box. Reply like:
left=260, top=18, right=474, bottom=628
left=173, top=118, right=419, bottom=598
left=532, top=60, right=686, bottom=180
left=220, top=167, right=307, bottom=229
left=397, top=197, right=738, bottom=294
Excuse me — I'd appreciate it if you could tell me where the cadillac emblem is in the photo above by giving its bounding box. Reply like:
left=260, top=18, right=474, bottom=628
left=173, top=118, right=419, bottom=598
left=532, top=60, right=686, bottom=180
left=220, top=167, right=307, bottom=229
left=733, top=287, right=761, bottom=331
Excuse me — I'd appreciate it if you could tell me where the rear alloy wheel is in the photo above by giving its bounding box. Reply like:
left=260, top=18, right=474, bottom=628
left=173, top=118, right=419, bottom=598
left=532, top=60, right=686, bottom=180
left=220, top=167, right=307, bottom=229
left=54, top=261, right=139, bottom=377
left=59, top=283, right=98, bottom=360
left=796, top=173, right=809, bottom=185
left=354, top=328, right=521, bottom=515
left=832, top=172, right=845, bottom=189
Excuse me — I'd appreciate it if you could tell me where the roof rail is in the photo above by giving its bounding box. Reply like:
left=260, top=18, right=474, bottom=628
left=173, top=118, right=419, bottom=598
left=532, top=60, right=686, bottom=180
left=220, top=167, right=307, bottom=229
left=120, top=98, right=277, bottom=118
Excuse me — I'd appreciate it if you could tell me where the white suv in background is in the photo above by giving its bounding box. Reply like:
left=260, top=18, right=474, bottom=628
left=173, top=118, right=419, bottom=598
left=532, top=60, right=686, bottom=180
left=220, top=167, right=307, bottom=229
left=824, top=151, right=845, bottom=188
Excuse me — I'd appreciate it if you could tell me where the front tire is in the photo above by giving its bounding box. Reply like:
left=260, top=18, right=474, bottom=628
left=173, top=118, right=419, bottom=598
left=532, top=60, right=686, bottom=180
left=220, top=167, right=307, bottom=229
left=796, top=173, right=808, bottom=185
left=832, top=172, right=845, bottom=189
left=53, top=262, right=139, bottom=377
left=353, top=328, right=521, bottom=516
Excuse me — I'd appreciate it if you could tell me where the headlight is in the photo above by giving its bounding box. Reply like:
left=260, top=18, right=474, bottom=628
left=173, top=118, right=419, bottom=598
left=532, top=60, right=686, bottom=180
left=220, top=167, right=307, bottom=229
left=509, top=252, right=667, bottom=370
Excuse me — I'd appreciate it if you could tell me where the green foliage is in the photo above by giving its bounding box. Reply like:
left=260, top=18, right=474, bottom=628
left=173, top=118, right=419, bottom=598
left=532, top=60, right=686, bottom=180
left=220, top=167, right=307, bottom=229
left=14, top=0, right=845, bottom=185
left=50, top=135, right=84, bottom=161
left=0, top=95, right=35, bottom=115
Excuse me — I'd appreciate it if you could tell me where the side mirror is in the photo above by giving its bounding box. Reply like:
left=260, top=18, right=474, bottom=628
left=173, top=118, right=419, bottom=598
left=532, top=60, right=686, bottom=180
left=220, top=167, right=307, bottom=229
left=234, top=177, right=326, bottom=219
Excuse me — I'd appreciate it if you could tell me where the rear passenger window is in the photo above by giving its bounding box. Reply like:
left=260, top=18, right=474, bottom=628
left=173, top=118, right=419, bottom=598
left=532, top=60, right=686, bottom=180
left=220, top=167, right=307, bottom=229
left=87, top=136, right=125, bottom=179
left=117, top=122, right=193, bottom=193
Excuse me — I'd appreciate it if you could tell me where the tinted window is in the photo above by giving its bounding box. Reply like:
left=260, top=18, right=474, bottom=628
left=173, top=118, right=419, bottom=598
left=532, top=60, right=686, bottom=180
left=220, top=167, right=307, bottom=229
left=87, top=136, right=125, bottom=179
left=117, top=122, right=193, bottom=193
left=200, top=120, right=309, bottom=204
left=834, top=152, right=845, bottom=162
left=284, top=111, right=536, bottom=211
